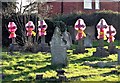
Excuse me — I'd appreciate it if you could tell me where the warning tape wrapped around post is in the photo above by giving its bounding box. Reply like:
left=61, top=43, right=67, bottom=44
left=106, top=25, right=116, bottom=43
left=8, top=22, right=17, bottom=39
left=74, top=19, right=86, bottom=40
left=38, top=20, right=48, bottom=36
left=96, top=18, right=108, bottom=40
left=25, top=21, right=36, bottom=37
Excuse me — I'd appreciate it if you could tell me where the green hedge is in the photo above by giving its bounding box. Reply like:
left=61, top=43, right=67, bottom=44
left=52, top=10, right=120, bottom=40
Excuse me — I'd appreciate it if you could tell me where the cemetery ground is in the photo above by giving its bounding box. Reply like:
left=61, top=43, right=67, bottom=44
left=1, top=41, right=120, bottom=82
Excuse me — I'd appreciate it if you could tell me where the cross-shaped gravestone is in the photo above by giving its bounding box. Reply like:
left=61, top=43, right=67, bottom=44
left=93, top=18, right=109, bottom=57
left=106, top=25, right=117, bottom=54
left=38, top=20, right=50, bottom=52
left=73, top=19, right=86, bottom=54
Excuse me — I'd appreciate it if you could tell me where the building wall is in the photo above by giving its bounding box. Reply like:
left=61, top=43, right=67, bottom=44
left=100, top=2, right=119, bottom=12
left=43, top=2, right=120, bottom=15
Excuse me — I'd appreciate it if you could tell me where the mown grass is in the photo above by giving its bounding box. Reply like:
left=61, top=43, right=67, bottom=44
left=1, top=45, right=120, bottom=82
left=1, top=40, right=120, bottom=82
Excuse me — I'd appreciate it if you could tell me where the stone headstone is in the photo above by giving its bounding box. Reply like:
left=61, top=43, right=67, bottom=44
left=108, top=42, right=117, bottom=54
left=50, top=27, right=67, bottom=66
left=115, top=49, right=120, bottom=65
left=118, top=50, right=120, bottom=65
left=93, top=47, right=109, bottom=57
left=67, top=26, right=77, bottom=43
left=84, top=34, right=92, bottom=48
left=62, top=30, right=72, bottom=49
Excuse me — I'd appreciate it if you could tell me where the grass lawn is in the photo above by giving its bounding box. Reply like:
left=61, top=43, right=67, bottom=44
left=1, top=45, right=120, bottom=82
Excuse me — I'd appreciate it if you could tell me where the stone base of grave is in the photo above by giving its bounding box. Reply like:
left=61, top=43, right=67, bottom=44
left=36, top=73, right=43, bottom=80
left=73, top=47, right=88, bottom=54
left=83, top=61, right=117, bottom=68
left=23, top=42, right=39, bottom=53
left=108, top=44, right=117, bottom=54
left=38, top=43, right=50, bottom=52
left=8, top=43, right=21, bottom=55
left=115, top=49, right=120, bottom=65
left=8, top=43, right=20, bottom=51
left=93, top=47, right=109, bottom=57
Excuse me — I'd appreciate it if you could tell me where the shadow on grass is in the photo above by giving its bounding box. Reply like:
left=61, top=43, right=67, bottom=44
left=3, top=64, right=64, bottom=81
left=70, top=56, right=107, bottom=64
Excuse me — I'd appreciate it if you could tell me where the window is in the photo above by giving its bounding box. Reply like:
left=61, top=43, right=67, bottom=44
left=95, top=0, right=100, bottom=9
left=84, top=0, right=92, bottom=9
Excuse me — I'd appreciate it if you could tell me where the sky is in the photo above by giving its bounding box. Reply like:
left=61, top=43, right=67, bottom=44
left=16, top=0, right=30, bottom=13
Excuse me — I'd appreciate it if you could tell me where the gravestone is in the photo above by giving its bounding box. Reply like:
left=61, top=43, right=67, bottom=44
left=8, top=22, right=19, bottom=55
left=50, top=27, right=67, bottom=66
left=93, top=18, right=109, bottom=57
left=73, top=19, right=86, bottom=54
left=106, top=25, right=117, bottom=54
left=115, top=49, right=120, bottom=65
left=117, top=50, right=120, bottom=65
left=62, top=30, right=72, bottom=49
left=84, top=33, right=92, bottom=48
left=67, top=26, right=77, bottom=43
left=38, top=20, right=50, bottom=52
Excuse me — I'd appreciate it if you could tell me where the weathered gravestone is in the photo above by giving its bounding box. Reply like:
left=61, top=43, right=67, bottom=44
left=117, top=50, right=120, bottom=65
left=114, top=49, right=120, bottom=65
left=62, top=30, right=72, bottom=49
left=50, top=27, right=67, bottom=66
left=8, top=22, right=20, bottom=55
left=38, top=20, right=50, bottom=52
left=73, top=19, right=87, bottom=54
left=106, top=25, right=117, bottom=54
left=84, top=33, right=92, bottom=48
left=67, top=26, right=77, bottom=43
left=93, top=18, right=109, bottom=57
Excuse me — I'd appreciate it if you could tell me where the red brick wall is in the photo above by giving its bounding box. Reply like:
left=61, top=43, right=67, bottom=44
left=62, top=2, right=82, bottom=14
left=39, top=2, right=120, bottom=15
left=100, top=2, right=119, bottom=12
left=48, top=2, right=61, bottom=14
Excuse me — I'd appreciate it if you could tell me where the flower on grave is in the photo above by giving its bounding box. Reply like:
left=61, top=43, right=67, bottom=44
left=106, top=25, right=116, bottom=43
left=74, top=19, right=86, bottom=40
left=38, top=20, right=48, bottom=36
left=97, top=18, right=108, bottom=40
left=8, top=22, right=17, bottom=38
left=25, top=21, right=36, bottom=36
